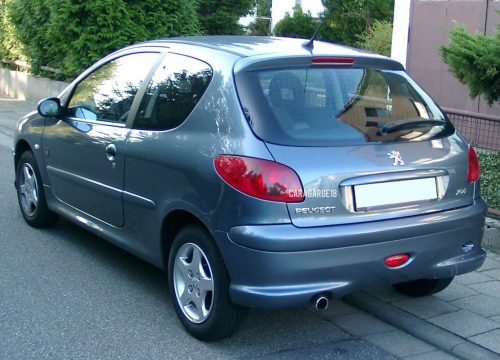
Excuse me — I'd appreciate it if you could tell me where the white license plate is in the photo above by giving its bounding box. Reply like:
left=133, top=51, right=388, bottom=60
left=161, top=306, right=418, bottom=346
left=354, top=178, right=437, bottom=210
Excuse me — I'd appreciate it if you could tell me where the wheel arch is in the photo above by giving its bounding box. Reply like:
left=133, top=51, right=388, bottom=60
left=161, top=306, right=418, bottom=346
left=161, top=209, right=211, bottom=270
left=14, top=139, right=32, bottom=168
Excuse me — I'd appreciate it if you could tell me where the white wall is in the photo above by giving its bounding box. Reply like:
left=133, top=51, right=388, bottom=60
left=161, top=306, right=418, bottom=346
left=391, top=0, right=412, bottom=68
left=0, top=69, right=69, bottom=102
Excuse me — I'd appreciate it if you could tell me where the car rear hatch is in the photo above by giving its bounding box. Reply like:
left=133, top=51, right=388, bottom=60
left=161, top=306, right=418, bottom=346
left=234, top=55, right=476, bottom=227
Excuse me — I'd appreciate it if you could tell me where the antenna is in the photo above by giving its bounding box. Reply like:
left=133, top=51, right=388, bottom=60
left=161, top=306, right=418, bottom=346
left=302, top=21, right=323, bottom=51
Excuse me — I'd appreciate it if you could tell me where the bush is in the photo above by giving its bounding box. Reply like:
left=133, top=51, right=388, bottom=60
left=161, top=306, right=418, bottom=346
left=5, top=0, right=201, bottom=78
left=273, top=6, right=317, bottom=39
left=321, top=0, right=394, bottom=46
left=478, top=151, right=500, bottom=210
left=248, top=18, right=271, bottom=36
left=356, top=20, right=392, bottom=56
left=440, top=25, right=500, bottom=105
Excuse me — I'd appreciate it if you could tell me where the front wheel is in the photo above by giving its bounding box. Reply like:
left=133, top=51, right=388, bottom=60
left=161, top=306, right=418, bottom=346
left=393, top=277, right=454, bottom=297
left=16, top=151, right=58, bottom=228
left=168, top=225, right=242, bottom=341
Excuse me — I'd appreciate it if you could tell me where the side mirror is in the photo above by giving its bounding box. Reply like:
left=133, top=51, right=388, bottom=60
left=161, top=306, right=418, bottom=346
left=37, top=97, right=61, bottom=117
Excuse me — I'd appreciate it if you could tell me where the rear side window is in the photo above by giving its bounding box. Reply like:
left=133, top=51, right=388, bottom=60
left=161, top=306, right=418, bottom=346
left=133, top=53, right=212, bottom=130
left=236, top=67, right=454, bottom=146
left=66, top=52, right=159, bottom=123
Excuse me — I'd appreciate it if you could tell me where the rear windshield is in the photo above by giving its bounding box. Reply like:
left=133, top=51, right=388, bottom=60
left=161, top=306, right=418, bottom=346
left=235, top=67, right=454, bottom=146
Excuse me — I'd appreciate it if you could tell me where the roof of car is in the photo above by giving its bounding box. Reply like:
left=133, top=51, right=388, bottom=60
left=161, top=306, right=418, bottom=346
left=147, top=36, right=382, bottom=59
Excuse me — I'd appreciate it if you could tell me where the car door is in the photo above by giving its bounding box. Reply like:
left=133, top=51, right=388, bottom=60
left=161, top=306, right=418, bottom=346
left=122, top=53, right=213, bottom=237
left=42, top=51, right=160, bottom=227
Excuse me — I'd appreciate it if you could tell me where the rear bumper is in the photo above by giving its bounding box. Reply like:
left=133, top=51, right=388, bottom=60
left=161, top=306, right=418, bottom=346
left=216, top=199, right=487, bottom=308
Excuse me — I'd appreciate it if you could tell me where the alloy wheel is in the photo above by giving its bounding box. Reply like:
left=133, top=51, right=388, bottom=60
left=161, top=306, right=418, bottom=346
left=18, top=163, right=39, bottom=217
left=173, top=243, right=215, bottom=323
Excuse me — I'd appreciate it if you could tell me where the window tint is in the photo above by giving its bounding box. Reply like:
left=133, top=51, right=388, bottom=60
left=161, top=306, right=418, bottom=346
left=66, top=53, right=159, bottom=123
left=133, top=54, right=212, bottom=130
left=236, top=68, right=454, bottom=146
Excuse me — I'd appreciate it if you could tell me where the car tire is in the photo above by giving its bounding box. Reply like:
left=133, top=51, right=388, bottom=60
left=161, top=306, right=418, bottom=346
left=168, top=224, right=242, bottom=341
left=393, top=277, right=454, bottom=297
left=16, top=150, right=58, bottom=228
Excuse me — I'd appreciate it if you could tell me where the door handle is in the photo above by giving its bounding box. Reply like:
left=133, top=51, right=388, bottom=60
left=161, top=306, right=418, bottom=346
left=105, top=143, right=116, bottom=161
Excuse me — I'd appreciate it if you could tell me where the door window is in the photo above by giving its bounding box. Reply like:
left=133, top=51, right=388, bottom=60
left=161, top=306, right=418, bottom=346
left=66, top=52, right=159, bottom=123
left=133, top=53, right=213, bottom=130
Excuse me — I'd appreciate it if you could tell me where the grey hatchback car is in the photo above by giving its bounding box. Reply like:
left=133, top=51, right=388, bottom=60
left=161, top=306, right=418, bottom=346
left=14, top=36, right=486, bottom=341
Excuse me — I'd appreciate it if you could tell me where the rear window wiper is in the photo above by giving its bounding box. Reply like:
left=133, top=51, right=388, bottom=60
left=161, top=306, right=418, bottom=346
left=376, top=119, right=446, bottom=135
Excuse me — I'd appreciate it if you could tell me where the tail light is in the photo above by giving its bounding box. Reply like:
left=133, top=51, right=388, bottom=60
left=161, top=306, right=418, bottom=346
left=214, top=155, right=304, bottom=203
left=467, top=146, right=480, bottom=183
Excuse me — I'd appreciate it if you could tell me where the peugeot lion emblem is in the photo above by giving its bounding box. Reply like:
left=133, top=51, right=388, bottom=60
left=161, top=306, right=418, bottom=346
left=388, top=150, right=404, bottom=166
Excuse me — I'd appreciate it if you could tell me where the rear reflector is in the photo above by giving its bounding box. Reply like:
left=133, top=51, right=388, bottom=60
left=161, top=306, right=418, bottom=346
left=385, top=254, right=410, bottom=268
left=214, top=155, right=304, bottom=203
left=312, top=57, right=355, bottom=65
left=467, top=146, right=480, bottom=183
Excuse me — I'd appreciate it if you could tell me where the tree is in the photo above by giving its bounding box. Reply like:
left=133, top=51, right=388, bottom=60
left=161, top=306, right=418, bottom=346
left=197, top=0, right=255, bottom=35
left=247, top=0, right=271, bottom=35
left=273, top=6, right=317, bottom=39
left=321, top=0, right=394, bottom=46
left=356, top=20, right=392, bottom=56
left=440, top=25, right=500, bottom=105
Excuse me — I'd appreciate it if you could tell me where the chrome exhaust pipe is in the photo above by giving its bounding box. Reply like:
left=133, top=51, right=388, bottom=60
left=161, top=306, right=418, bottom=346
left=313, top=295, right=329, bottom=311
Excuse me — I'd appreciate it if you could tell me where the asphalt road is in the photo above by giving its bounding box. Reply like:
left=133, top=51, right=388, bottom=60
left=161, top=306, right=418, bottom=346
left=0, top=98, right=399, bottom=359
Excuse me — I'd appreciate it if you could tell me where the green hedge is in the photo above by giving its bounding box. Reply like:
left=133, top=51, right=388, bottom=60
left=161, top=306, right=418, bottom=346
left=478, top=151, right=500, bottom=210
left=1, top=0, right=201, bottom=78
left=198, top=0, right=254, bottom=35
left=0, top=0, right=24, bottom=62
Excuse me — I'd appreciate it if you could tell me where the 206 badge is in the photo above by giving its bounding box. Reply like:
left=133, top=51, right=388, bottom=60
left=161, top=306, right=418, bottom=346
left=388, top=150, right=404, bottom=166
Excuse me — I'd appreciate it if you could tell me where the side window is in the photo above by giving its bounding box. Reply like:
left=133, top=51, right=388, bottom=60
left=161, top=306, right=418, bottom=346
left=133, top=54, right=213, bottom=130
left=66, top=52, right=159, bottom=123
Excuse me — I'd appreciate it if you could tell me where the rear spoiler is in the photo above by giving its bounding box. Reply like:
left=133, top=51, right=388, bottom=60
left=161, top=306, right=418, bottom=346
left=234, top=55, right=405, bottom=73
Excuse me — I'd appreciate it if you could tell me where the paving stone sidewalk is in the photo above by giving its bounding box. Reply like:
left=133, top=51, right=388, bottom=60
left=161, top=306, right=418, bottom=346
left=345, top=247, right=500, bottom=359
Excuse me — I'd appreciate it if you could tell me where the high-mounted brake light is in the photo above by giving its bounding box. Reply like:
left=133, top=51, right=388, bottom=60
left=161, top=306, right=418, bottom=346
left=214, top=155, right=304, bottom=202
left=312, top=57, right=355, bottom=65
left=467, top=145, right=480, bottom=183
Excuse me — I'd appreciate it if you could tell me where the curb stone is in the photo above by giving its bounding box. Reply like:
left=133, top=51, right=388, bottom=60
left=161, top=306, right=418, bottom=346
left=487, top=209, right=500, bottom=220
left=344, top=292, right=500, bottom=360
left=485, top=217, right=500, bottom=254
